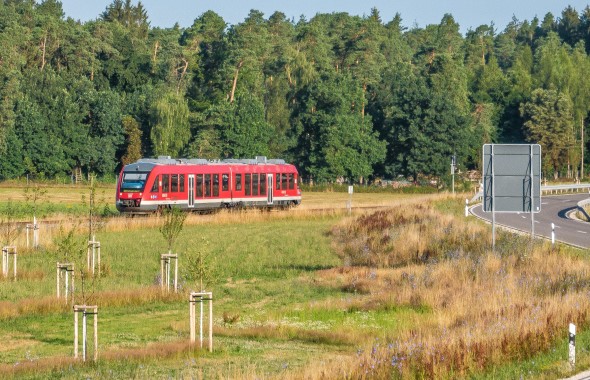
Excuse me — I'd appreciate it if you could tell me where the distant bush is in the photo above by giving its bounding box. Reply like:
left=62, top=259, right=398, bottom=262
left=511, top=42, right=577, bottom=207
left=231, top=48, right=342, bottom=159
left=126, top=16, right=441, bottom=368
left=300, top=183, right=438, bottom=194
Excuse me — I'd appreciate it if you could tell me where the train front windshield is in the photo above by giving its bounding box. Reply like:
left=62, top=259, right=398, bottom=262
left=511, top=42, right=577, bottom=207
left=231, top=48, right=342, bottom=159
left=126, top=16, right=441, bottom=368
left=120, top=172, right=149, bottom=192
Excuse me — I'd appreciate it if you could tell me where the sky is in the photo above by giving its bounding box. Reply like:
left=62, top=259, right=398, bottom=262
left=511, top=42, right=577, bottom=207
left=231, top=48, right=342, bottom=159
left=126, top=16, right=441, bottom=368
left=59, top=1, right=590, bottom=34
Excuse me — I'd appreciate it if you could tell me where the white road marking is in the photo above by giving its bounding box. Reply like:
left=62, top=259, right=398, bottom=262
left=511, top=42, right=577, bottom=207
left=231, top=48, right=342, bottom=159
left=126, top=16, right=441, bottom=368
left=578, top=231, right=588, bottom=234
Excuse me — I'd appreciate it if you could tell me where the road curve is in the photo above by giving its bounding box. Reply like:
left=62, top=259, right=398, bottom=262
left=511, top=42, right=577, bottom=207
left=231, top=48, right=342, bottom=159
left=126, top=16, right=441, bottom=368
left=471, top=193, right=590, bottom=249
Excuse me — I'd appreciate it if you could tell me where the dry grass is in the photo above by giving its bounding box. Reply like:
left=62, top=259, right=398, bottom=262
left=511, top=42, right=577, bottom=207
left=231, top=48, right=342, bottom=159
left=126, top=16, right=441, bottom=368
left=0, top=270, right=44, bottom=282
left=0, top=340, right=200, bottom=379
left=327, top=199, right=590, bottom=378
left=215, top=324, right=358, bottom=346
left=0, top=287, right=185, bottom=320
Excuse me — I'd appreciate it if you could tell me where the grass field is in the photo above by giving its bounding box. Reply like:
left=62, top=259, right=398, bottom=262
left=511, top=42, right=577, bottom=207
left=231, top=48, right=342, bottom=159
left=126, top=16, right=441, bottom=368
left=0, top=184, right=589, bottom=378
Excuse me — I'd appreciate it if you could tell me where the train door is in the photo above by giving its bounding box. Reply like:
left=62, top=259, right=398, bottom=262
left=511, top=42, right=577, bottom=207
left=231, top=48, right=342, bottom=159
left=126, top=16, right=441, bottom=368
left=267, top=174, right=274, bottom=205
left=188, top=174, right=195, bottom=208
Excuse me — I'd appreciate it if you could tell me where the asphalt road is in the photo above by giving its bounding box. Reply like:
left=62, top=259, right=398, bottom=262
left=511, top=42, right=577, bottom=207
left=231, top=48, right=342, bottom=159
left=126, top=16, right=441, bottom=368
left=471, top=193, right=590, bottom=249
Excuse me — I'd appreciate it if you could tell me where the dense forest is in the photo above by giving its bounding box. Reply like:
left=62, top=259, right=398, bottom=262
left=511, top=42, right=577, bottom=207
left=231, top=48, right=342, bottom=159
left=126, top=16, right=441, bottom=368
left=0, top=0, right=589, bottom=184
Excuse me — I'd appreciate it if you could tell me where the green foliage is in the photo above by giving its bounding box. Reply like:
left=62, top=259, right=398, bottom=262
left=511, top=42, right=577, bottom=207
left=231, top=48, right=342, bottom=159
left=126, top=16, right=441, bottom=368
left=291, top=72, right=386, bottom=182
left=158, top=206, right=187, bottom=254
left=150, top=91, right=191, bottom=157
left=0, top=200, right=22, bottom=246
left=521, top=88, right=575, bottom=176
left=23, top=182, right=48, bottom=217
left=184, top=237, right=215, bottom=291
left=218, top=93, right=273, bottom=158
left=1, top=4, right=590, bottom=182
left=121, top=115, right=143, bottom=166
left=52, top=224, right=85, bottom=263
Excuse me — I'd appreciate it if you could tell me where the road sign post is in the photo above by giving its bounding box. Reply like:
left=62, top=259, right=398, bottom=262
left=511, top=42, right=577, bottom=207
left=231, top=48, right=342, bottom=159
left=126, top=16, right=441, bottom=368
left=482, top=144, right=541, bottom=250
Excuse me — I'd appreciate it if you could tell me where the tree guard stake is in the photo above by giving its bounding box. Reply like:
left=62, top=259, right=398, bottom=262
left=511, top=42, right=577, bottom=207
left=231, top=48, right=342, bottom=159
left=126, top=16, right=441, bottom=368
left=189, top=291, right=213, bottom=352
left=74, top=305, right=98, bottom=362
left=2, top=246, right=17, bottom=280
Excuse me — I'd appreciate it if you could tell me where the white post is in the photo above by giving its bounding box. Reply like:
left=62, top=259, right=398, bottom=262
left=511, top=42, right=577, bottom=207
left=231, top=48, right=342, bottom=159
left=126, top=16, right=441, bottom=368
left=465, top=199, right=469, bottom=217
left=97, top=242, right=101, bottom=277
left=551, top=223, right=555, bottom=247
left=93, top=308, right=98, bottom=362
left=189, top=296, right=195, bottom=343
left=189, top=292, right=213, bottom=352
left=569, top=323, right=576, bottom=370
left=347, top=185, right=353, bottom=215
left=2, top=247, right=17, bottom=280
left=200, top=299, right=204, bottom=348
left=174, top=256, right=178, bottom=293
left=65, top=269, right=69, bottom=299
left=33, top=216, right=38, bottom=248
left=82, top=310, right=87, bottom=361
left=166, top=257, right=170, bottom=291
left=2, top=247, right=7, bottom=277
left=160, top=256, right=165, bottom=289
left=208, top=293, right=213, bottom=352
left=74, top=307, right=79, bottom=358
left=91, top=237, right=96, bottom=276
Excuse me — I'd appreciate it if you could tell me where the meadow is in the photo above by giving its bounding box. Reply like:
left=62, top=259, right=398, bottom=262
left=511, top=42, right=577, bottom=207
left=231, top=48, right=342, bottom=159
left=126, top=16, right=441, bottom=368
left=0, top=183, right=589, bottom=378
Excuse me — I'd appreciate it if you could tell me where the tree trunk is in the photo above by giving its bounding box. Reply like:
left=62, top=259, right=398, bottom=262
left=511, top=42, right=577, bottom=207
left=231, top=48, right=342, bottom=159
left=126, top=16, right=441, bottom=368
left=285, top=64, right=293, bottom=86
left=152, top=41, right=160, bottom=73
left=361, top=83, right=366, bottom=118
left=40, top=34, right=47, bottom=71
left=176, top=58, right=188, bottom=95
left=229, top=60, right=243, bottom=103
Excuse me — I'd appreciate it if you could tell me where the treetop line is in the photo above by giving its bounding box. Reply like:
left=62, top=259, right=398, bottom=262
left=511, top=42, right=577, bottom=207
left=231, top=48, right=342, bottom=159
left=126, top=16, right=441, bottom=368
left=0, top=1, right=588, bottom=183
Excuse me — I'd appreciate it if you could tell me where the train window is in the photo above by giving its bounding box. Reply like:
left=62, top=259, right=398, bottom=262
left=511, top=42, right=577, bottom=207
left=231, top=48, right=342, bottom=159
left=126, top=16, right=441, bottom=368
left=235, top=174, right=242, bottom=191
left=222, top=174, right=229, bottom=191
left=162, top=174, right=170, bottom=193
left=260, top=174, right=266, bottom=195
left=252, top=174, right=259, bottom=196
left=180, top=174, right=185, bottom=192
left=197, top=174, right=203, bottom=197
left=245, top=174, right=251, bottom=196
left=151, top=175, right=159, bottom=192
left=288, top=173, right=294, bottom=189
left=213, top=174, right=219, bottom=196
left=171, top=174, right=178, bottom=192
left=282, top=173, right=288, bottom=190
left=205, top=174, right=211, bottom=197
left=276, top=173, right=281, bottom=190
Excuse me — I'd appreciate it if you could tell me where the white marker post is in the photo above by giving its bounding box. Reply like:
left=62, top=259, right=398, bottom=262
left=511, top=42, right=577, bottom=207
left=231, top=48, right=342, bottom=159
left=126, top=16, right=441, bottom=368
left=551, top=223, right=555, bottom=247
left=569, top=323, right=576, bottom=370
left=347, top=185, right=353, bottom=215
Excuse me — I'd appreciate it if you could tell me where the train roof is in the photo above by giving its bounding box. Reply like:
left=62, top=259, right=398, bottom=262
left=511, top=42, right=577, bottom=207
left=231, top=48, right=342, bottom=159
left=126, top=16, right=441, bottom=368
left=123, top=156, right=290, bottom=172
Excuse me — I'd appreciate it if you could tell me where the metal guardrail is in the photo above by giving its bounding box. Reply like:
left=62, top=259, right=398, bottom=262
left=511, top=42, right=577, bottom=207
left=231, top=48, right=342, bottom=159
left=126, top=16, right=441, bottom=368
left=543, top=183, right=590, bottom=193
left=470, top=183, right=590, bottom=204
left=577, top=197, right=590, bottom=222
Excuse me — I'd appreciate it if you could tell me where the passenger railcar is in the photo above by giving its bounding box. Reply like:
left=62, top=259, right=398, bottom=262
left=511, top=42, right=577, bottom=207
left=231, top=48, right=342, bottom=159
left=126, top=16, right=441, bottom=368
left=116, top=156, right=302, bottom=214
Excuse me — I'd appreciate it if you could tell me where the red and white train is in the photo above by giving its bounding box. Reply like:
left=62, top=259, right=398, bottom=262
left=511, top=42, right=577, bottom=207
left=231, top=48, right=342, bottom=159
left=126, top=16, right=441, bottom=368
left=116, top=156, right=302, bottom=214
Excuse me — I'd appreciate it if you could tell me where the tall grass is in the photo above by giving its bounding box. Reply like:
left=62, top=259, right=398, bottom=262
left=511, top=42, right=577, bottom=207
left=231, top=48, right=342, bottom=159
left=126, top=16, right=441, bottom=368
left=328, top=199, right=590, bottom=378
